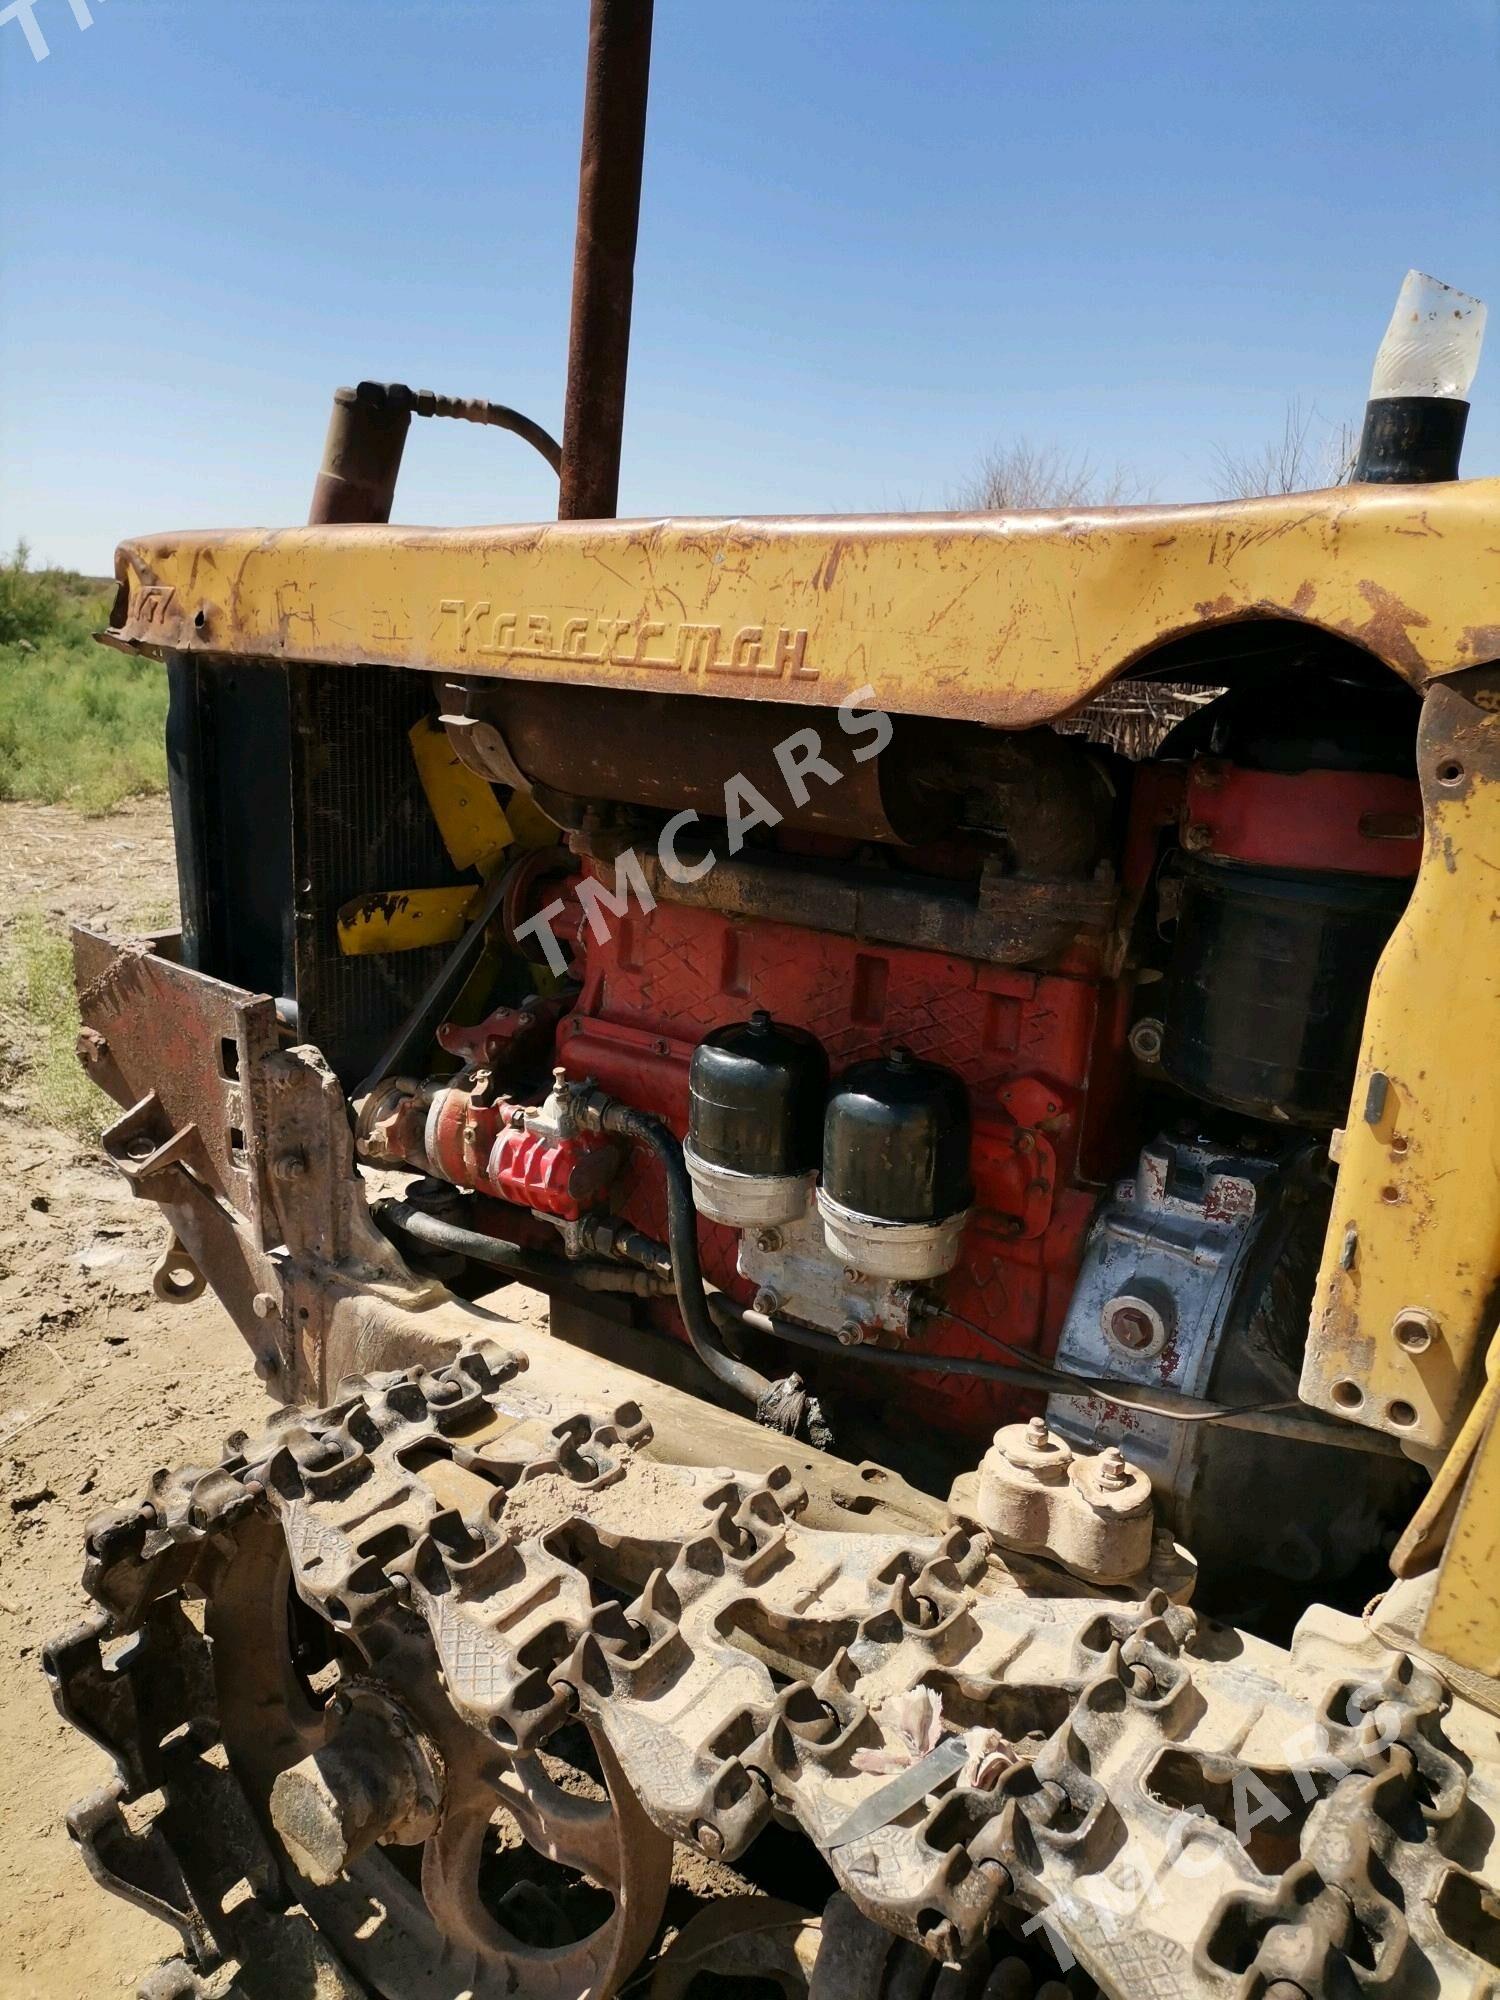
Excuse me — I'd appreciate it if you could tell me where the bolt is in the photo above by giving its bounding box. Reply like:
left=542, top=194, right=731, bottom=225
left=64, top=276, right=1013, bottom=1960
left=836, top=1320, right=866, bottom=1346
left=552, top=1066, right=568, bottom=1091
left=252, top=1291, right=278, bottom=1319
left=693, top=1819, right=724, bottom=1860
left=1098, top=1447, right=1130, bottom=1491
left=842, top=1267, right=860, bottom=1283
left=1182, top=823, right=1213, bottom=852
left=752, top=1287, right=781, bottom=1316
left=1128, top=1017, right=1164, bottom=1064
left=1103, top=1295, right=1163, bottom=1354
left=274, top=1151, right=307, bottom=1182
left=754, top=1228, right=782, bottom=1253
left=1026, top=1415, right=1050, bottom=1449
left=1394, top=1310, right=1436, bottom=1355
left=76, top=1027, right=107, bottom=1066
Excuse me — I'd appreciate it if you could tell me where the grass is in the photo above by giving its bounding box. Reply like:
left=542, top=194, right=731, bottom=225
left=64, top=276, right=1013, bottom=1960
left=0, top=543, right=173, bottom=1135
left=0, top=543, right=167, bottom=814
left=0, top=910, right=114, bottom=1139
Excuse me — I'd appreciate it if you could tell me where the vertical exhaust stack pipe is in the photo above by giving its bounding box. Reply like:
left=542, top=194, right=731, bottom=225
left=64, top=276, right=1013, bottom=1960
left=1354, top=271, right=1486, bottom=484
left=308, top=384, right=412, bottom=525
left=558, top=0, right=655, bottom=521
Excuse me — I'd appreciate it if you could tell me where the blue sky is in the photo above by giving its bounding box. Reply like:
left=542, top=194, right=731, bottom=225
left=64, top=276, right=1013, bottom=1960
left=3, top=0, right=1498, bottom=574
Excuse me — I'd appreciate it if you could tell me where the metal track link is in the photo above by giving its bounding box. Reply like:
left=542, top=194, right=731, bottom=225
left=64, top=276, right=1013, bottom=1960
left=45, top=1341, right=1500, bottom=1999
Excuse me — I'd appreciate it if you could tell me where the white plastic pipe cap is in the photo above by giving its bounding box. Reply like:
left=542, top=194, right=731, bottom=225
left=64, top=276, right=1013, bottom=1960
left=1369, top=271, right=1486, bottom=402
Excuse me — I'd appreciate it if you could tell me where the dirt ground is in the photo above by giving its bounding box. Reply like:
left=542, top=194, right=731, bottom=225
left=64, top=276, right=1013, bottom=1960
left=0, top=799, right=267, bottom=1997
left=0, top=800, right=739, bottom=1999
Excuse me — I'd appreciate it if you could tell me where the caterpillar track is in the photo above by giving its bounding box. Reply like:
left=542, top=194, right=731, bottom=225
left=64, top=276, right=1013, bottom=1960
left=45, top=1342, right=1500, bottom=1999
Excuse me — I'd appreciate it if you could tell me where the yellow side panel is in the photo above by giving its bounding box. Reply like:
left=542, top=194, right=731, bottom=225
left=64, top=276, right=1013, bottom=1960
left=1302, top=678, right=1500, bottom=1450
left=336, top=887, right=480, bottom=956
left=1423, top=1365, right=1500, bottom=1676
left=407, top=714, right=511, bottom=875
left=108, top=481, right=1500, bottom=728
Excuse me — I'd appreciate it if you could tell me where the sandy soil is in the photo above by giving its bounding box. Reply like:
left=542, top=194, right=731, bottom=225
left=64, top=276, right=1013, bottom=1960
left=0, top=798, right=267, bottom=1998
left=0, top=800, right=744, bottom=1999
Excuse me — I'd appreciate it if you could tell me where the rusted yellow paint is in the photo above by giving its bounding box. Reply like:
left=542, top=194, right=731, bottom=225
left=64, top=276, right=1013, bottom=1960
left=110, top=481, right=1500, bottom=727
left=407, top=713, right=512, bottom=875
left=1392, top=1339, right=1500, bottom=1579
left=1423, top=1341, right=1500, bottom=1675
left=1302, top=682, right=1500, bottom=1451
left=336, top=887, right=480, bottom=956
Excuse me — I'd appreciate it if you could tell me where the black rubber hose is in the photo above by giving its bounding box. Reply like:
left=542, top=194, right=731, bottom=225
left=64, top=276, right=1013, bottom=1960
left=710, top=1297, right=1405, bottom=1458
left=377, top=1199, right=670, bottom=1298
left=598, top=1106, right=775, bottom=1407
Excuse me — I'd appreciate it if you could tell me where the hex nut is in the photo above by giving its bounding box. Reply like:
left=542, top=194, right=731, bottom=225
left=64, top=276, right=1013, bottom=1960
left=1393, top=1309, right=1437, bottom=1355
left=1100, top=1283, right=1174, bottom=1360
left=1128, top=1017, right=1164, bottom=1064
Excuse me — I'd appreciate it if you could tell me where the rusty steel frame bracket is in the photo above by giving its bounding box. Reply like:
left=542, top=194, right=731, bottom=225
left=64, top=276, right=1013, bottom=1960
left=72, top=926, right=436, bottom=1399
left=75, top=927, right=282, bottom=1247
left=1303, top=671, right=1500, bottom=1451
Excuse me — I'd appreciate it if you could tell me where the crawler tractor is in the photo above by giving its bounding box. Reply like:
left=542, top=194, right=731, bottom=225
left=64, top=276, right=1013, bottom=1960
left=45, top=6, right=1500, bottom=1996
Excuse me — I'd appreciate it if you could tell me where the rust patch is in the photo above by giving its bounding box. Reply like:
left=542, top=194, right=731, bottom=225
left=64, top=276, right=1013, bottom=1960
left=1458, top=623, right=1500, bottom=663
left=1343, top=580, right=1433, bottom=680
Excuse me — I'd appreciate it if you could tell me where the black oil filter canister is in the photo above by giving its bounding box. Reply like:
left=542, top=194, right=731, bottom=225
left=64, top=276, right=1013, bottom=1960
left=822, top=1047, right=973, bottom=1224
left=687, top=1011, right=828, bottom=1179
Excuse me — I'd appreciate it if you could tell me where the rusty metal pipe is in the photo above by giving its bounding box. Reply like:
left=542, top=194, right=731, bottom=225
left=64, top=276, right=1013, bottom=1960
left=308, top=387, right=411, bottom=525
left=558, top=0, right=654, bottom=520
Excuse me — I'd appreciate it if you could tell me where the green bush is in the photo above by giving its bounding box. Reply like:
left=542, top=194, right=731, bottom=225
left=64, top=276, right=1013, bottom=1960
left=0, top=544, right=167, bottom=812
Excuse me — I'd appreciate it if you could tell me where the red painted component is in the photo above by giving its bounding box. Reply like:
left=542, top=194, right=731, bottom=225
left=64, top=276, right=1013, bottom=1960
left=424, top=1088, right=616, bottom=1220
left=485, top=1123, right=613, bottom=1218
left=437, top=996, right=567, bottom=1071
left=556, top=894, right=1131, bottom=1445
left=1183, top=758, right=1423, bottom=877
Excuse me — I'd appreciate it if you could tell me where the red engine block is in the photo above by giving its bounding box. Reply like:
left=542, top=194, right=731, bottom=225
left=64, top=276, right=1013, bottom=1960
left=556, top=889, right=1128, bottom=1445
